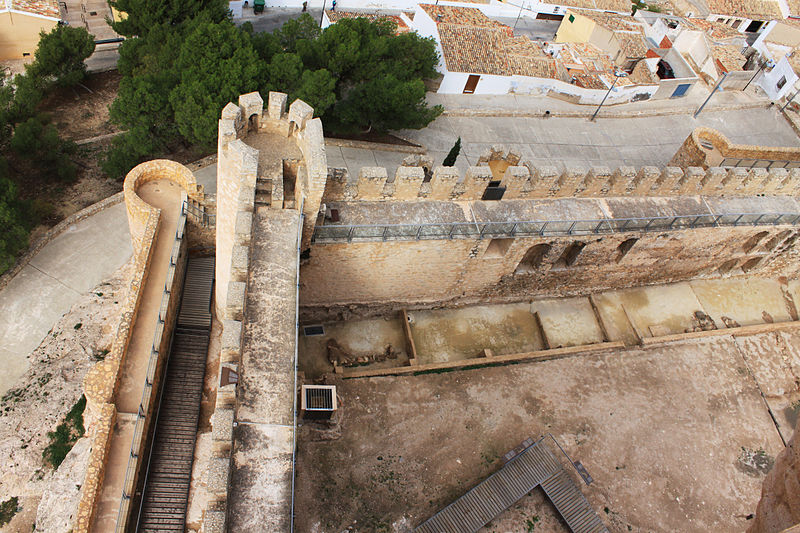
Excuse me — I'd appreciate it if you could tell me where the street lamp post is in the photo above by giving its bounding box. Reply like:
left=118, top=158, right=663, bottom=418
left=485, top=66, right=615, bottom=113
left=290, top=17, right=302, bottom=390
left=319, top=0, right=326, bottom=27
left=590, top=70, right=628, bottom=122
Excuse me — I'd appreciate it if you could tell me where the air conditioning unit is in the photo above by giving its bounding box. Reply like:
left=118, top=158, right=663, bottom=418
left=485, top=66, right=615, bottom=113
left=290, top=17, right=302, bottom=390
left=301, top=385, right=337, bottom=420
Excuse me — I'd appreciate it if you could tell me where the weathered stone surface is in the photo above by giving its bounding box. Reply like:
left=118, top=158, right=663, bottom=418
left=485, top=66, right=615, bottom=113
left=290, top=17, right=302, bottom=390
left=36, top=437, right=92, bottom=533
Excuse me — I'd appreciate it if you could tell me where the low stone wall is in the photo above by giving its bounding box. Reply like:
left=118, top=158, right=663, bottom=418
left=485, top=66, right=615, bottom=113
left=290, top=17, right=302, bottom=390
left=670, top=127, right=800, bottom=169
left=0, top=192, right=124, bottom=292
left=322, top=161, right=800, bottom=204
left=74, top=160, right=202, bottom=533
left=325, top=136, right=425, bottom=154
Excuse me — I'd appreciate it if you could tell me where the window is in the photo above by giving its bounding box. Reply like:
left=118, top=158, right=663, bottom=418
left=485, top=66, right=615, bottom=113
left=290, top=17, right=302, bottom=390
left=732, top=19, right=741, bottom=28
left=569, top=14, right=575, bottom=22
left=484, top=238, right=513, bottom=259
left=778, top=76, right=787, bottom=90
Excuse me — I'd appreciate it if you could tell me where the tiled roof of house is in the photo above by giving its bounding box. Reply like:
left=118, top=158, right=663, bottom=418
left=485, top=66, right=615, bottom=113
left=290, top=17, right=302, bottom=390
left=615, top=31, right=649, bottom=57
left=327, top=11, right=411, bottom=33
left=557, top=0, right=633, bottom=13
left=686, top=17, right=744, bottom=40
left=557, top=41, right=647, bottom=87
left=705, top=0, right=784, bottom=20
left=437, top=25, right=510, bottom=74
left=4, top=0, right=59, bottom=17
left=570, top=8, right=644, bottom=31
left=570, top=9, right=650, bottom=58
left=710, top=43, right=748, bottom=71
left=420, top=3, right=512, bottom=33
left=505, top=36, right=559, bottom=78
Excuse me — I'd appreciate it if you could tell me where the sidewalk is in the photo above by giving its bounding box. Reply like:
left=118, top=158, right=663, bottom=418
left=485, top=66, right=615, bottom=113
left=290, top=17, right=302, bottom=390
left=428, top=85, right=772, bottom=119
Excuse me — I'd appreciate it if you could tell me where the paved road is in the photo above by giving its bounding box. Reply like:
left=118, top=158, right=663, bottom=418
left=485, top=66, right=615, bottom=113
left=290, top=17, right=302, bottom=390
left=0, top=203, right=131, bottom=396
left=324, top=106, right=800, bottom=176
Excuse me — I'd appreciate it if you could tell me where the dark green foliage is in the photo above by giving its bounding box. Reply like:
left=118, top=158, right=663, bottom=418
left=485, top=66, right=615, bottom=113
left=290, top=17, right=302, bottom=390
left=0, top=166, right=30, bottom=274
left=104, top=10, right=442, bottom=177
left=443, top=137, right=461, bottom=167
left=11, top=114, right=77, bottom=182
left=109, top=0, right=229, bottom=37
left=262, top=14, right=442, bottom=134
left=0, top=496, right=18, bottom=527
left=170, top=19, right=264, bottom=148
left=26, top=25, right=95, bottom=88
left=102, top=125, right=161, bottom=179
left=42, top=395, right=86, bottom=469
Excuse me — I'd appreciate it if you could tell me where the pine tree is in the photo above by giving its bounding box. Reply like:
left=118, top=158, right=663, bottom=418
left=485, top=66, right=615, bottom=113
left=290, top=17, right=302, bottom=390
left=443, top=137, right=461, bottom=167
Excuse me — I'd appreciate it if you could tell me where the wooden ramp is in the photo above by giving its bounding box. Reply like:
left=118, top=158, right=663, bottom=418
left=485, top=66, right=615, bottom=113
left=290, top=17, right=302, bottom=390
left=415, top=440, right=607, bottom=533
left=136, top=257, right=214, bottom=532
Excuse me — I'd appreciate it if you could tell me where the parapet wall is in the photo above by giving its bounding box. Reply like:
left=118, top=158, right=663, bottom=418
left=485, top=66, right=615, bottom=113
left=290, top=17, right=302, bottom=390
left=215, top=91, right=326, bottom=313
left=322, top=162, right=800, bottom=203
left=74, top=160, right=201, bottom=532
left=301, top=221, right=800, bottom=317
left=670, top=127, right=800, bottom=169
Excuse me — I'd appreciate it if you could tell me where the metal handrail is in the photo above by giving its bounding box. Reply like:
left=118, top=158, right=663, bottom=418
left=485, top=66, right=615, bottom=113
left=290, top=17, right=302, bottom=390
left=183, top=200, right=215, bottom=228
left=114, top=206, right=187, bottom=533
left=290, top=198, right=305, bottom=533
left=312, top=212, right=800, bottom=243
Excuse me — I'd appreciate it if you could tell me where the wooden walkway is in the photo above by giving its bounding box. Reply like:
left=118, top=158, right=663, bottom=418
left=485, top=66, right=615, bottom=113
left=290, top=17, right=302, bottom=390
left=415, top=440, right=607, bottom=533
left=136, top=257, right=214, bottom=532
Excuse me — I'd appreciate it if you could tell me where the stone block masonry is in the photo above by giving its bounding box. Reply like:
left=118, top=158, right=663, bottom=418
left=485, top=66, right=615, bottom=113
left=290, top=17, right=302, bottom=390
left=670, top=127, right=800, bottom=169
left=300, top=193, right=800, bottom=315
left=321, top=162, right=800, bottom=203
left=75, top=160, right=203, bottom=532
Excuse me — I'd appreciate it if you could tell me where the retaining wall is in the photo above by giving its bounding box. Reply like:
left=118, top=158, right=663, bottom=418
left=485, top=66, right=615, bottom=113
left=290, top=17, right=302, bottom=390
left=670, top=127, right=800, bottom=169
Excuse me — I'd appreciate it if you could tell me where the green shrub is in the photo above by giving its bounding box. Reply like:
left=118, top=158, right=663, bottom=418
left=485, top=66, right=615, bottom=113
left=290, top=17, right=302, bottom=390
left=42, top=395, right=86, bottom=469
left=0, top=496, right=18, bottom=527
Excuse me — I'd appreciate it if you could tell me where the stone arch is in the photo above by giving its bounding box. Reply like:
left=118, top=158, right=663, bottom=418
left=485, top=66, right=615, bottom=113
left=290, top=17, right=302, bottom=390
left=515, top=243, right=551, bottom=274
left=743, top=231, right=770, bottom=253
left=248, top=113, right=259, bottom=132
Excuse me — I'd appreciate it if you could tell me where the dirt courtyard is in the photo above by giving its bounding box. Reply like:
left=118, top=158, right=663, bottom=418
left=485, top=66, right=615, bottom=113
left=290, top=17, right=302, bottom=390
left=294, top=330, right=800, bottom=532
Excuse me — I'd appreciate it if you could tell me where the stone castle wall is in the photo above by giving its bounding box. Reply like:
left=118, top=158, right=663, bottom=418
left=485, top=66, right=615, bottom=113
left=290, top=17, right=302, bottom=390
left=74, top=160, right=200, bottom=532
left=323, top=162, right=800, bottom=203
left=670, top=127, right=800, bottom=169
left=300, top=223, right=800, bottom=317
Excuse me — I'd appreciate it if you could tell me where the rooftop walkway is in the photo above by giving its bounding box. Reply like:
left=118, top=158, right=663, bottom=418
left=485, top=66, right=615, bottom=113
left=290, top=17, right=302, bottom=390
left=416, top=439, right=607, bottom=533
left=92, top=180, right=184, bottom=532
left=227, top=208, right=302, bottom=531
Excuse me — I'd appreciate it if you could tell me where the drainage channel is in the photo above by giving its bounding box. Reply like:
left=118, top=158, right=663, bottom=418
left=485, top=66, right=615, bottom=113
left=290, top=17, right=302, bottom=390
left=135, top=256, right=215, bottom=532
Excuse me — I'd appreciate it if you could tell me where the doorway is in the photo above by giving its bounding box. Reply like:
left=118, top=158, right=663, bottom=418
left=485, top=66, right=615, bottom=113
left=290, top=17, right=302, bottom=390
left=463, top=74, right=480, bottom=94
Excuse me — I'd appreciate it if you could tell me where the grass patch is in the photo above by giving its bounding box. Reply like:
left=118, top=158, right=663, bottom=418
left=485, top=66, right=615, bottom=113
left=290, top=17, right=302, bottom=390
left=42, top=395, right=86, bottom=468
left=0, top=496, right=19, bottom=527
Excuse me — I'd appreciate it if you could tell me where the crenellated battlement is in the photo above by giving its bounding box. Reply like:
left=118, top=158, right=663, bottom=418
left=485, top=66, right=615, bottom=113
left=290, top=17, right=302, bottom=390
left=322, top=163, right=800, bottom=203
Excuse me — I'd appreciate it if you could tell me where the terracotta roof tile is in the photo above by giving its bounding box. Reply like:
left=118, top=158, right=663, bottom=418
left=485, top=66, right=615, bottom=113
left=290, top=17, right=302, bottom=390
left=686, top=18, right=744, bottom=40
left=437, top=25, right=510, bottom=75
left=710, top=43, right=747, bottom=71
left=6, top=0, right=59, bottom=17
left=420, top=3, right=512, bottom=33
left=705, top=0, right=784, bottom=20
left=569, top=9, right=650, bottom=58
left=327, top=11, right=411, bottom=33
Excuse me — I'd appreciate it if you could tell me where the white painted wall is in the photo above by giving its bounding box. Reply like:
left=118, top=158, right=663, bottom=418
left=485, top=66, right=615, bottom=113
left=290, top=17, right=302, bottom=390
left=437, top=68, right=659, bottom=104
left=412, top=4, right=447, bottom=74
left=674, top=30, right=718, bottom=80
left=229, top=0, right=243, bottom=18
left=757, top=56, right=798, bottom=99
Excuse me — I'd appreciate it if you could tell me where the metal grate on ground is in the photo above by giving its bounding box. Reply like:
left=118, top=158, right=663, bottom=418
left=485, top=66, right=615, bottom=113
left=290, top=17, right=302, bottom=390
left=136, top=257, right=214, bottom=532
left=415, top=439, right=608, bottom=533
